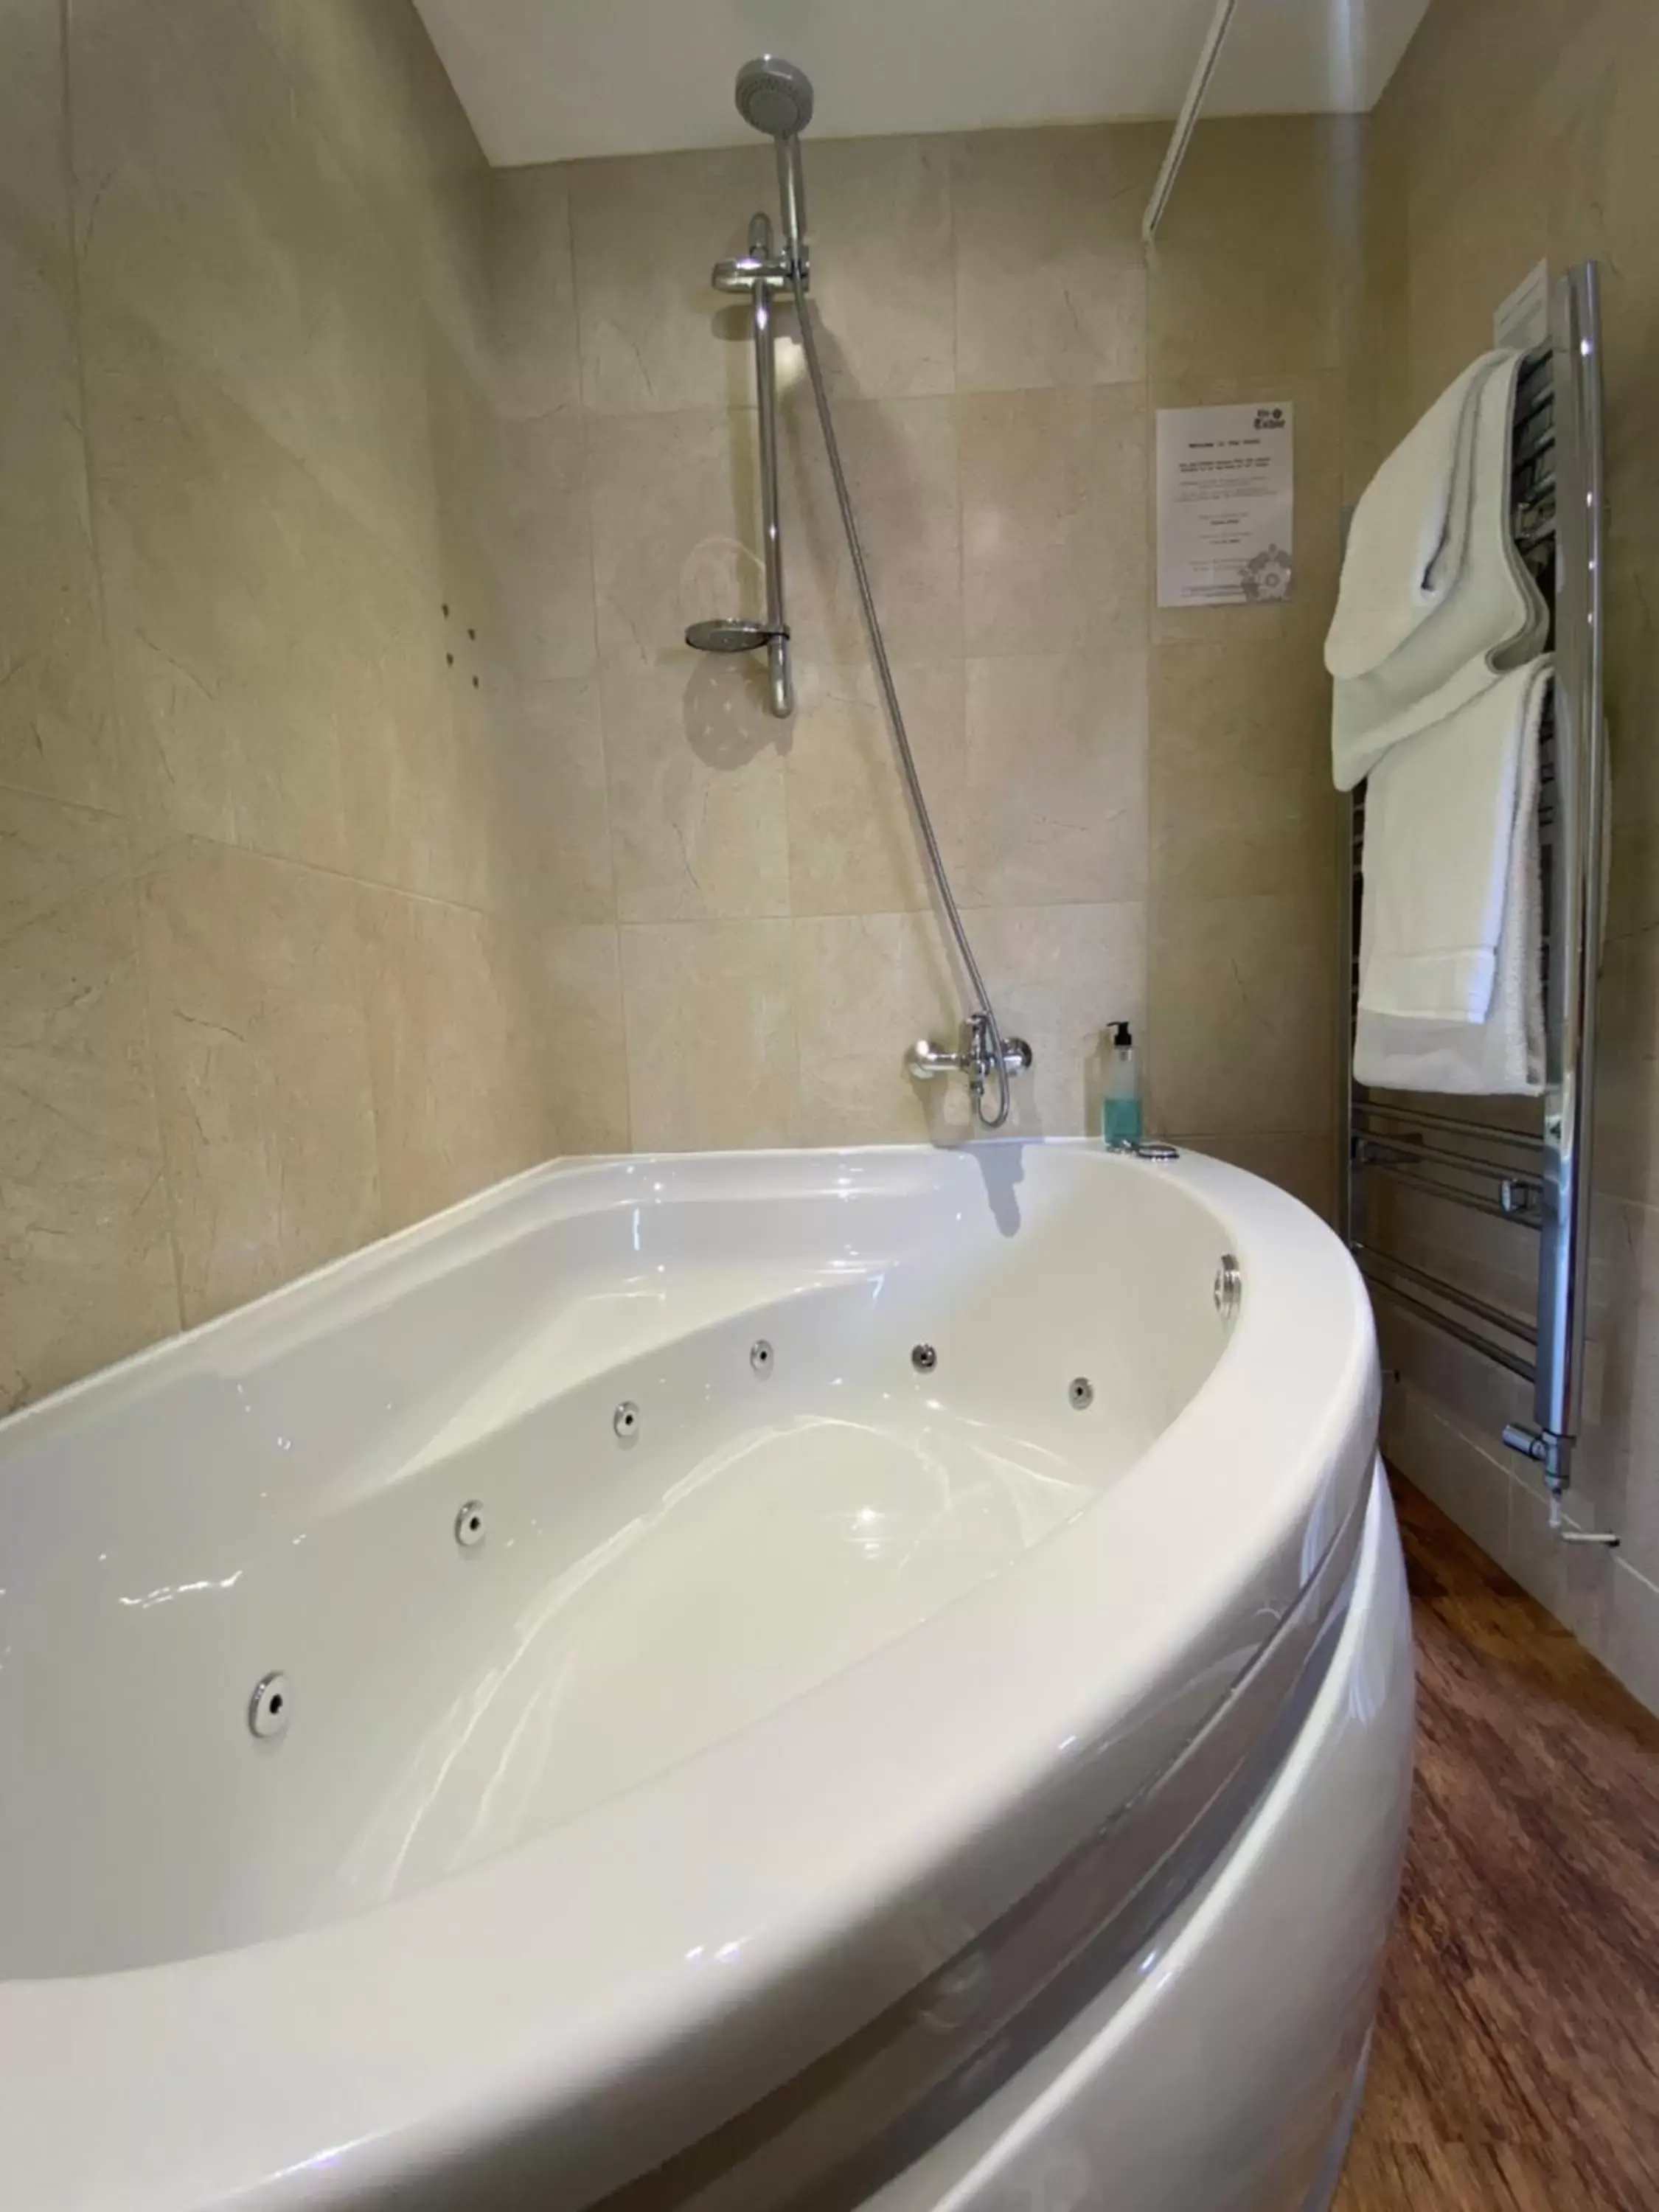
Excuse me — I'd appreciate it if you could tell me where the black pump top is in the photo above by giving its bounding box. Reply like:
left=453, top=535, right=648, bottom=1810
left=1110, top=1020, right=1133, bottom=1050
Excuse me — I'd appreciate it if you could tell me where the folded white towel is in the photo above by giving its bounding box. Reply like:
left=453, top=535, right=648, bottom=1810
left=1329, top=354, right=1548, bottom=791
left=1326, top=352, right=1499, bottom=680
left=1354, top=658, right=1548, bottom=1096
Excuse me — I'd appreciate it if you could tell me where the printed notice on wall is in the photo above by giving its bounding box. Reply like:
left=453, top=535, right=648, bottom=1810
left=1155, top=403, right=1294, bottom=608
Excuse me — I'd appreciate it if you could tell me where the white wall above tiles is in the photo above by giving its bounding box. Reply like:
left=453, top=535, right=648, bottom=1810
left=413, top=0, right=1433, bottom=166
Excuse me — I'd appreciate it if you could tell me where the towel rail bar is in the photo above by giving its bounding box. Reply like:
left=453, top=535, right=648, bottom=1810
left=1341, top=265, right=1610, bottom=1526
left=1363, top=1275, right=1538, bottom=1385
left=1354, top=1243, right=1538, bottom=1345
left=1356, top=1157, right=1542, bottom=1228
left=1354, top=1133, right=1542, bottom=1192
left=1353, top=1100, right=1543, bottom=1151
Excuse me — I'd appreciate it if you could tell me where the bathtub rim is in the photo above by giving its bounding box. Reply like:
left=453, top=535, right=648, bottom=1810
left=0, top=1138, right=1379, bottom=2212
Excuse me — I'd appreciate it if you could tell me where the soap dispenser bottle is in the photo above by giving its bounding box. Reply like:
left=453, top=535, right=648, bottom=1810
left=1102, top=1021, right=1141, bottom=1150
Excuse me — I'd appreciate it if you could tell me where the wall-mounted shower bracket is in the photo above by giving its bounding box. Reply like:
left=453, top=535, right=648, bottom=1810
left=712, top=252, right=801, bottom=298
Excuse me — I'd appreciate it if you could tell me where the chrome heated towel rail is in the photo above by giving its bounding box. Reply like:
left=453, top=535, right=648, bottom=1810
left=1340, top=262, right=1613, bottom=1539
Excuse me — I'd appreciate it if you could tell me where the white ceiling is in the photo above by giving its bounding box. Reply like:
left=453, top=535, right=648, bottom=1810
left=414, top=0, right=1433, bottom=169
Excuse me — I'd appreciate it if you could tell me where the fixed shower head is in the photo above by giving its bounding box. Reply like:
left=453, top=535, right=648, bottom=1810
left=734, top=56, right=814, bottom=139
left=685, top=617, right=782, bottom=653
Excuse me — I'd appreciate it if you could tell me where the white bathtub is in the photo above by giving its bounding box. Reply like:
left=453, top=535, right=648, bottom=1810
left=0, top=1141, right=1411, bottom=2211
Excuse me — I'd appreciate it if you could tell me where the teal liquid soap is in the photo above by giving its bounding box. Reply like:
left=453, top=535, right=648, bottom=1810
left=1102, top=1093, right=1142, bottom=1148
left=1102, top=1020, right=1141, bottom=1148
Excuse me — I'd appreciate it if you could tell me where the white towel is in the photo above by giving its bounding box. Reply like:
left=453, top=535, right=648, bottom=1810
left=1329, top=353, right=1548, bottom=791
left=1354, top=659, right=1548, bottom=1096
left=1326, top=353, right=1498, bottom=678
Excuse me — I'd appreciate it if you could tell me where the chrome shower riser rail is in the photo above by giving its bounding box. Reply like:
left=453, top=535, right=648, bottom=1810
left=748, top=215, right=792, bottom=718
left=686, top=213, right=794, bottom=717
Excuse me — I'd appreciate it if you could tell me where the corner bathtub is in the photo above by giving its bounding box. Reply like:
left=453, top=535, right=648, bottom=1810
left=0, top=1141, right=1413, bottom=2212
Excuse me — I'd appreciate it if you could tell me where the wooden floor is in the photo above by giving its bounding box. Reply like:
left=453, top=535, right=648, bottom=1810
left=1335, top=1475, right=1659, bottom=2210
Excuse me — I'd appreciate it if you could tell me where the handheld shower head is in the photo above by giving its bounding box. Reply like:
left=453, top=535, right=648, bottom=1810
left=734, top=57, right=813, bottom=275
left=734, top=56, right=814, bottom=139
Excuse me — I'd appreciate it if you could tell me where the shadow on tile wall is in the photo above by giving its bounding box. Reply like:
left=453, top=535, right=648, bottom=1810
left=0, top=0, right=1356, bottom=1413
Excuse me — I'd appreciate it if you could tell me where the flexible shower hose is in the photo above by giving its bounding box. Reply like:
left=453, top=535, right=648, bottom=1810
left=787, top=264, right=1014, bottom=1132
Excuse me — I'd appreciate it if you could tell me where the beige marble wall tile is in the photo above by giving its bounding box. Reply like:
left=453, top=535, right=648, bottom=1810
left=486, top=677, right=614, bottom=925
left=569, top=146, right=773, bottom=416
left=1551, top=27, right=1659, bottom=518
left=0, top=793, right=177, bottom=1409
left=586, top=406, right=760, bottom=667
left=1150, top=636, right=1335, bottom=902
left=1382, top=1380, right=1514, bottom=1569
left=358, top=886, right=557, bottom=1231
left=1382, top=0, right=1582, bottom=239
left=786, top=661, right=965, bottom=917
left=1374, top=1290, right=1534, bottom=1469
left=793, top=136, right=954, bottom=400
left=960, top=386, right=1148, bottom=656
left=490, top=164, right=581, bottom=420
left=1595, top=927, right=1659, bottom=1213
left=138, top=841, right=380, bottom=1325
left=427, top=327, right=511, bottom=648
left=1147, top=892, right=1333, bottom=1137
left=338, top=557, right=491, bottom=912
left=1403, top=109, right=1548, bottom=413
left=0, top=0, right=72, bottom=256
left=620, top=919, right=796, bottom=1150
left=1602, top=524, right=1659, bottom=851
left=793, top=911, right=961, bottom=1145
left=602, top=664, right=789, bottom=921
left=431, top=323, right=588, bottom=677
left=1606, top=1558, right=1659, bottom=1715
left=266, top=0, right=495, bottom=368
left=964, top=651, right=1148, bottom=908
left=71, top=0, right=439, bottom=575
left=493, top=411, right=595, bottom=681
left=952, top=125, right=1159, bottom=393
left=86, top=307, right=378, bottom=870
left=779, top=392, right=964, bottom=663
left=1574, top=1198, right=1659, bottom=1582
left=535, top=922, right=630, bottom=1155
left=0, top=217, right=123, bottom=812
left=1175, top=1133, right=1337, bottom=1223
left=970, top=902, right=1147, bottom=1137
left=1148, top=116, right=1357, bottom=383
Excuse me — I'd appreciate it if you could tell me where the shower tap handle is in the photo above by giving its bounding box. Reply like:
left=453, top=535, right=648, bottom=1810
left=907, top=1022, right=1033, bottom=1085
